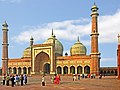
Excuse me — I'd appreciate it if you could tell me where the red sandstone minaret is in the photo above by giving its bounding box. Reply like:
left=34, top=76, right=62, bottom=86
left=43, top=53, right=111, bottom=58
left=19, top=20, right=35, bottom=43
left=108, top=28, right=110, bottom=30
left=90, top=3, right=100, bottom=75
left=2, top=21, right=9, bottom=75
left=117, top=34, right=120, bottom=80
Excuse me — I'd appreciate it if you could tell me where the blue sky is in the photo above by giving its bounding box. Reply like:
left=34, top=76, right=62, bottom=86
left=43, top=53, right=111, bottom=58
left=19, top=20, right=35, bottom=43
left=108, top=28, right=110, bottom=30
left=0, top=0, right=120, bottom=67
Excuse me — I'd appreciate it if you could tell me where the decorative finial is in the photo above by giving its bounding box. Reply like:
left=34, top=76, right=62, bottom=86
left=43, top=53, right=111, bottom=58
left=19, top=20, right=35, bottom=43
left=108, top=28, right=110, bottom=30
left=30, top=36, right=34, bottom=41
left=118, top=34, right=120, bottom=44
left=30, top=36, right=34, bottom=46
left=51, top=28, right=56, bottom=38
left=77, top=36, right=80, bottom=42
left=94, top=2, right=96, bottom=5
left=52, top=28, right=54, bottom=35
left=2, top=21, right=8, bottom=27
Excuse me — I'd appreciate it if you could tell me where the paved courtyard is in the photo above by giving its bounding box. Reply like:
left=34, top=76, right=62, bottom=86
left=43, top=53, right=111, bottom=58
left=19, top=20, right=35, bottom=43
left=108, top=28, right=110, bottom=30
left=0, top=75, right=120, bottom=90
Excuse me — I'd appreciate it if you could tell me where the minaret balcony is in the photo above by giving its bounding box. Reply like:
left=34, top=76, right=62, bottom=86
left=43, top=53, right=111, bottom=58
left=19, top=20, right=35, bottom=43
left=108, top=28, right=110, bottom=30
left=90, top=33, right=99, bottom=36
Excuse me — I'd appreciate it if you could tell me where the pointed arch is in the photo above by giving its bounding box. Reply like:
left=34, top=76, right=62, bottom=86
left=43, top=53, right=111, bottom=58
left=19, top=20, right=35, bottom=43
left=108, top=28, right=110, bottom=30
left=57, top=66, right=62, bottom=74
left=13, top=67, right=17, bottom=74
left=18, top=67, right=21, bottom=75
left=28, top=67, right=31, bottom=74
left=63, top=66, right=68, bottom=74
left=77, top=66, right=82, bottom=74
left=43, top=63, right=50, bottom=74
left=84, top=66, right=90, bottom=74
left=23, top=67, right=27, bottom=74
left=70, top=66, right=75, bottom=74
left=34, top=51, right=49, bottom=73
left=8, top=67, right=12, bottom=74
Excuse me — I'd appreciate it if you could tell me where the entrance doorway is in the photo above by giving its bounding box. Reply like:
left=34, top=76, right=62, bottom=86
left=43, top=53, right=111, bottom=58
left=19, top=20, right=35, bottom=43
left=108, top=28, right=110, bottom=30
left=44, top=63, right=50, bottom=74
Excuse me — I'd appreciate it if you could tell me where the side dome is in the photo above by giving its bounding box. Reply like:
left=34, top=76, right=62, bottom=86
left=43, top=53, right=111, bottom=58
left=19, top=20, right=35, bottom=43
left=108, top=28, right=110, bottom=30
left=43, top=34, right=63, bottom=56
left=70, top=37, right=87, bottom=56
left=22, top=47, right=31, bottom=58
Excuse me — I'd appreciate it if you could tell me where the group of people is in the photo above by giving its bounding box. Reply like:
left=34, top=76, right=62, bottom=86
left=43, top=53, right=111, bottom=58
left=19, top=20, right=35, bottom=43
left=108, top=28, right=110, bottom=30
left=72, top=73, right=104, bottom=81
left=72, top=73, right=97, bottom=81
left=41, top=74, right=61, bottom=86
left=73, top=74, right=81, bottom=81
left=2, top=74, right=27, bottom=87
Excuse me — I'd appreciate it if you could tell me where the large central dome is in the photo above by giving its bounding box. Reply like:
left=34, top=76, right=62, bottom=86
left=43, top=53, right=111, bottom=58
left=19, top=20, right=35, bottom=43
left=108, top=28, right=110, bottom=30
left=70, top=37, right=87, bottom=56
left=43, top=30, right=63, bottom=56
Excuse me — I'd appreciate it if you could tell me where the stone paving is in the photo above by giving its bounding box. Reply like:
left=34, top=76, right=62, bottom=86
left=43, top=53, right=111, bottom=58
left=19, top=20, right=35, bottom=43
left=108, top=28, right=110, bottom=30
left=0, top=75, right=120, bottom=90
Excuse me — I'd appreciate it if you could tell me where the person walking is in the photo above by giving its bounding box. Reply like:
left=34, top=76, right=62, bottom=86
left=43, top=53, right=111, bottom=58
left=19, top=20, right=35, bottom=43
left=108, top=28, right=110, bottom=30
left=51, top=75, right=54, bottom=84
left=15, top=75, right=20, bottom=86
left=24, top=74, right=27, bottom=85
left=11, top=75, right=15, bottom=87
left=54, top=74, right=60, bottom=84
left=2, top=74, right=6, bottom=85
left=73, top=74, right=76, bottom=81
left=21, top=74, right=24, bottom=86
left=41, top=76, right=45, bottom=86
left=78, top=74, right=80, bottom=80
left=6, top=74, right=10, bottom=86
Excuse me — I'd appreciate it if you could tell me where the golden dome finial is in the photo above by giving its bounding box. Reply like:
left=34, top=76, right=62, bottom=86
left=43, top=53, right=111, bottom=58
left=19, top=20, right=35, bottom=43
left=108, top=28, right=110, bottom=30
left=78, top=36, right=80, bottom=42
left=51, top=28, right=56, bottom=37
left=30, top=36, right=34, bottom=41
left=52, top=28, right=53, bottom=35
left=30, top=36, right=34, bottom=46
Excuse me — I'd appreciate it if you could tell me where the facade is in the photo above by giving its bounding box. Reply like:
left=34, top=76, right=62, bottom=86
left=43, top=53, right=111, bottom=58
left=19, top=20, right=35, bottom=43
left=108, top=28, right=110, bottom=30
left=100, top=67, right=117, bottom=76
left=2, top=4, right=101, bottom=75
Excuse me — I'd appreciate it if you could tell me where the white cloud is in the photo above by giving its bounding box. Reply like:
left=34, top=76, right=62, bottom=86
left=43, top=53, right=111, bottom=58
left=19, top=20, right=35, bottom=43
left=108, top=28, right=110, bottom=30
left=99, top=10, right=120, bottom=43
left=0, top=0, right=21, bottom=3
left=101, top=58, right=115, bottom=62
left=12, top=19, right=91, bottom=44
left=12, top=10, right=120, bottom=45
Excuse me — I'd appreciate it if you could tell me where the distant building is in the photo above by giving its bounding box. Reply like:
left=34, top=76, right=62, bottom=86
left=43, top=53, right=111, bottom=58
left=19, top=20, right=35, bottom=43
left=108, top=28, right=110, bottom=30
left=117, top=34, right=120, bottom=79
left=100, top=67, right=117, bottom=76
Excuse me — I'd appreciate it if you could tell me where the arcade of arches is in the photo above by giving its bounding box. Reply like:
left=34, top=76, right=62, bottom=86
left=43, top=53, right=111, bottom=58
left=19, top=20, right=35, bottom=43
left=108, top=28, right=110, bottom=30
left=57, top=65, right=90, bottom=74
left=8, top=67, right=31, bottom=75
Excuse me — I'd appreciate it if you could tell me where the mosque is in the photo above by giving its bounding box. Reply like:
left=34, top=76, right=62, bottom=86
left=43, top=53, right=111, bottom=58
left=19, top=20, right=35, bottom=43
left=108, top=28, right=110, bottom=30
left=1, top=4, right=118, bottom=76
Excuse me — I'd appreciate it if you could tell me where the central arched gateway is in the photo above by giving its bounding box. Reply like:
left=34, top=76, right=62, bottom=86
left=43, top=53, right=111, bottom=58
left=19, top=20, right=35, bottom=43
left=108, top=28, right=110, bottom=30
left=34, top=51, right=50, bottom=74
left=44, top=63, right=50, bottom=74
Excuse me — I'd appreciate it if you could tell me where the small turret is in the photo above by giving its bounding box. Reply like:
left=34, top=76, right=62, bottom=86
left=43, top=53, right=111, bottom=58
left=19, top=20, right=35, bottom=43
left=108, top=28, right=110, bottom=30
left=2, top=21, right=8, bottom=31
left=30, top=36, right=34, bottom=46
left=91, top=2, right=99, bottom=16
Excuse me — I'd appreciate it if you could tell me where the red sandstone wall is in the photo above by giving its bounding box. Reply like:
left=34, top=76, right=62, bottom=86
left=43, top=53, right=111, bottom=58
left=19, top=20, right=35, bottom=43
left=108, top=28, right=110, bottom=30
left=118, top=45, right=120, bottom=79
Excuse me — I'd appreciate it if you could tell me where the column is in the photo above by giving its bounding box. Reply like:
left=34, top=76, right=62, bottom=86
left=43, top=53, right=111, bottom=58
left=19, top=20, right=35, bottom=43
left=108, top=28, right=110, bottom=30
left=21, top=68, right=23, bottom=74
left=62, top=67, right=64, bottom=75
left=68, top=67, right=70, bottom=74
left=16, top=67, right=18, bottom=74
left=82, top=67, right=84, bottom=74
left=26, top=68, right=28, bottom=75
left=11, top=68, right=13, bottom=74
left=75, top=67, right=77, bottom=74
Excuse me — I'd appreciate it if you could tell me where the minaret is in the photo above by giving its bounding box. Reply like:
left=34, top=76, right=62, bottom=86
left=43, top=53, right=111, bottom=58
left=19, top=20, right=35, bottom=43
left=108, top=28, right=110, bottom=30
left=30, top=36, right=34, bottom=74
left=117, top=34, right=120, bottom=80
left=2, top=21, right=9, bottom=75
left=90, top=3, right=100, bottom=75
